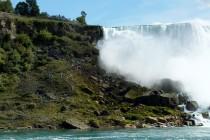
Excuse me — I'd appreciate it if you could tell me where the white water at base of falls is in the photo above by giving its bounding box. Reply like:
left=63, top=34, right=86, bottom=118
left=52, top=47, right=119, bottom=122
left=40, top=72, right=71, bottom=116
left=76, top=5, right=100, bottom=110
left=98, top=21, right=210, bottom=126
left=98, top=21, right=210, bottom=108
left=190, top=112, right=210, bottom=127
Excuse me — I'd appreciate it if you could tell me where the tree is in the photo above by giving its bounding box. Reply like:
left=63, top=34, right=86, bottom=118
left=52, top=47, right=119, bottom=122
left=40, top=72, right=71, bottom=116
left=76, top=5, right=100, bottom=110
left=26, top=0, right=40, bottom=16
left=76, top=11, right=87, bottom=25
left=0, top=0, right=13, bottom=13
left=15, top=2, right=28, bottom=16
left=81, top=11, right=87, bottom=17
left=15, top=0, right=40, bottom=16
left=40, top=12, right=49, bottom=18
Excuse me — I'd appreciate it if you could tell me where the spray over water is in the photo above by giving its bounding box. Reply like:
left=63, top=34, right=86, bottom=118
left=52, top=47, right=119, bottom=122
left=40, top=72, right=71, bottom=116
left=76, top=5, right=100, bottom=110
left=98, top=21, right=210, bottom=108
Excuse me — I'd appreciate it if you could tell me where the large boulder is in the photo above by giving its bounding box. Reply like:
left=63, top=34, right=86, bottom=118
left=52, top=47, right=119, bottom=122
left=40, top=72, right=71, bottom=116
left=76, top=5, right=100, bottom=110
left=135, top=90, right=179, bottom=107
left=202, top=112, right=209, bottom=119
left=186, top=101, right=199, bottom=111
left=145, top=117, right=158, bottom=124
left=178, top=93, right=189, bottom=104
left=59, top=119, right=90, bottom=129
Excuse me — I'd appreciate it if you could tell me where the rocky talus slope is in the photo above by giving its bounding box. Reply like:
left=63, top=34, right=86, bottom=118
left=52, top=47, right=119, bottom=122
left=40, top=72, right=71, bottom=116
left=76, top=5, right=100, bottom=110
left=0, top=12, right=186, bottom=129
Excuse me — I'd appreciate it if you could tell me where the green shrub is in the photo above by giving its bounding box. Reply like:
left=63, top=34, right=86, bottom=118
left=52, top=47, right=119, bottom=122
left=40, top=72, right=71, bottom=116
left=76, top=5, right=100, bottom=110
left=76, top=11, right=87, bottom=25
left=15, top=34, right=33, bottom=48
left=0, top=0, right=13, bottom=13
left=0, top=48, right=6, bottom=65
left=88, top=119, right=100, bottom=128
left=35, top=30, right=53, bottom=44
left=0, top=74, right=19, bottom=92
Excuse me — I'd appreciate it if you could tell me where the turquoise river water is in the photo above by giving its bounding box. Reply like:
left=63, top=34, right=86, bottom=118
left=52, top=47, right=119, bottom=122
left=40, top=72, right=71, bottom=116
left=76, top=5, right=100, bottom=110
left=0, top=127, right=210, bottom=140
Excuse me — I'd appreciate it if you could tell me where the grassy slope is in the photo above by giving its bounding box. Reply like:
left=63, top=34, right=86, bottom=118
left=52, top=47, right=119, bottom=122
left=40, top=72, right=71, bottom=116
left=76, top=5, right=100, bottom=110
left=0, top=13, right=182, bottom=129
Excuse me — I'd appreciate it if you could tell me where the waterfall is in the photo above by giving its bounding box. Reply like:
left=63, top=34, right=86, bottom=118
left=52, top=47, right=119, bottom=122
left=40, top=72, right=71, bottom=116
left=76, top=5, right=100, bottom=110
left=98, top=21, right=210, bottom=108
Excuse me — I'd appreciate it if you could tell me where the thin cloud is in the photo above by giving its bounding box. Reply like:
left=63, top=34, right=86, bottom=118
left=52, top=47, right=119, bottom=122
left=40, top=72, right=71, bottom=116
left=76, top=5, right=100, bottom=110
left=199, top=0, right=210, bottom=8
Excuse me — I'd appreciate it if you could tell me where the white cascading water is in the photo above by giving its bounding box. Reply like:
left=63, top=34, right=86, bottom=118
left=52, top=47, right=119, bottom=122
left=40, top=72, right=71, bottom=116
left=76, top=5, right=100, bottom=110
left=97, top=20, right=210, bottom=126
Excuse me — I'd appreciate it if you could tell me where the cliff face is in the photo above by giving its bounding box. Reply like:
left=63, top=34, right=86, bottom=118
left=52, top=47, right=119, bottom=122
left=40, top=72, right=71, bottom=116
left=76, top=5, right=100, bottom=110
left=0, top=12, right=183, bottom=129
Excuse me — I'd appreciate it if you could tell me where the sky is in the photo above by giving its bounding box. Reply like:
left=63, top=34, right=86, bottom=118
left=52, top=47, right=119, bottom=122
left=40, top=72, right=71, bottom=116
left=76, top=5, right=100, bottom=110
left=11, top=0, right=210, bottom=26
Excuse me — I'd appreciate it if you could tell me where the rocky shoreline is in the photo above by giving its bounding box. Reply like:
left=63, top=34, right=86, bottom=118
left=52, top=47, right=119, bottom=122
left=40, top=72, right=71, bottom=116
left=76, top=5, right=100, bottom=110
left=0, top=12, right=208, bottom=130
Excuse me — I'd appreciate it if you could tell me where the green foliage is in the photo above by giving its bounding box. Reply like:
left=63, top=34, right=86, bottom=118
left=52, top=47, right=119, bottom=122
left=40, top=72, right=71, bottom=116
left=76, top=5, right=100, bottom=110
left=15, top=2, right=28, bottom=16
left=15, top=0, right=40, bottom=16
left=88, top=119, right=100, bottom=128
left=35, top=30, right=53, bottom=44
left=76, top=11, right=87, bottom=25
left=81, top=11, right=87, bottom=17
left=0, top=16, right=182, bottom=129
left=15, top=34, right=33, bottom=48
left=0, top=48, right=6, bottom=66
left=26, top=0, right=40, bottom=16
left=0, top=34, right=34, bottom=73
left=40, top=12, right=49, bottom=18
left=0, top=74, right=19, bottom=92
left=0, top=0, right=13, bottom=13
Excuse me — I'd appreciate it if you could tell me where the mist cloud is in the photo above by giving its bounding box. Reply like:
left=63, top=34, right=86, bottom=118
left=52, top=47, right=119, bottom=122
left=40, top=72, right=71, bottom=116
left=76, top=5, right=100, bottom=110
left=98, top=21, right=210, bottom=108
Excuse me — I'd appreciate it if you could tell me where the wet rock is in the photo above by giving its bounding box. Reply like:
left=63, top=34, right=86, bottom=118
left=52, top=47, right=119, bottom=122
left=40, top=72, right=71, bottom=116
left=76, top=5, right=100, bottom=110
left=186, top=101, right=199, bottom=111
left=124, top=124, right=137, bottom=129
left=157, top=122, right=167, bottom=128
left=47, top=125, right=57, bottom=129
left=202, top=112, right=209, bottom=119
left=59, top=119, right=90, bottom=129
left=178, top=93, right=189, bottom=104
left=33, top=124, right=45, bottom=129
left=17, top=126, right=33, bottom=130
left=135, top=90, right=179, bottom=107
left=88, top=120, right=100, bottom=128
left=139, top=123, right=153, bottom=128
left=145, top=117, right=158, bottom=124
left=177, top=105, right=185, bottom=112
left=157, top=117, right=167, bottom=123
left=184, top=120, right=194, bottom=126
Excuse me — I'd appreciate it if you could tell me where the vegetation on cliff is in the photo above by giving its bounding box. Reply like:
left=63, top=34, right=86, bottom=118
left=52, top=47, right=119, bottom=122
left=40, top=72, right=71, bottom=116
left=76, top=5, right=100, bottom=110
left=0, top=1, right=184, bottom=129
left=0, top=12, right=184, bottom=129
left=0, top=0, right=13, bottom=13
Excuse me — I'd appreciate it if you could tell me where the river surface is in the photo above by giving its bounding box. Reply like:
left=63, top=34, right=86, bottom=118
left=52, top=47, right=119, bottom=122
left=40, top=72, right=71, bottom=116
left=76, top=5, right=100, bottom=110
left=0, top=127, right=210, bottom=140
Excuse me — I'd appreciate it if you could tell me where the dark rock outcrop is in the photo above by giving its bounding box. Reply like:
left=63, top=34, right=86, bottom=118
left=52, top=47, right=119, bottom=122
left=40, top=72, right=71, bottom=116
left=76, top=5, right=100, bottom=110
left=202, top=112, right=209, bottom=119
left=186, top=101, right=199, bottom=111
left=59, top=119, right=90, bottom=129
left=135, top=90, right=179, bottom=107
